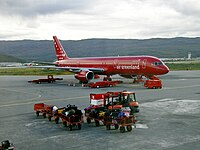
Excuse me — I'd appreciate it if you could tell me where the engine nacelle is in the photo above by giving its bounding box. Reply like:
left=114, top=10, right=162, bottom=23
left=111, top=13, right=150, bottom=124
left=74, top=71, right=94, bottom=83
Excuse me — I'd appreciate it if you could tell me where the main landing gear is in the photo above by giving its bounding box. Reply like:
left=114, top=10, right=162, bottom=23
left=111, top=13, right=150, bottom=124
left=103, top=75, right=112, bottom=81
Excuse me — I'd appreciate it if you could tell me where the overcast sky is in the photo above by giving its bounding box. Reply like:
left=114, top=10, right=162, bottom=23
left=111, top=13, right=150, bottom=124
left=0, top=0, right=200, bottom=40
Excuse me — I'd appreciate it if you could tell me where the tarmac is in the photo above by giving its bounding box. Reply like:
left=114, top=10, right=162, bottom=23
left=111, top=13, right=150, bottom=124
left=0, top=70, right=200, bottom=150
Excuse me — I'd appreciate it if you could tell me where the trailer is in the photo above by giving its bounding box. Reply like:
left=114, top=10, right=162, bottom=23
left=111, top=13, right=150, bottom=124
left=104, top=108, right=137, bottom=133
left=106, top=115, right=136, bottom=133
left=47, top=107, right=66, bottom=124
left=84, top=106, right=106, bottom=126
left=34, top=103, right=83, bottom=131
left=28, top=75, right=63, bottom=84
left=60, top=114, right=83, bottom=131
left=84, top=80, right=122, bottom=88
left=34, top=103, right=53, bottom=118
left=58, top=105, right=83, bottom=131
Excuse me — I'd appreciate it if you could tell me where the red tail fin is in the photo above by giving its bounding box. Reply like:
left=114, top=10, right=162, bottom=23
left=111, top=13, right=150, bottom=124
left=53, top=36, right=69, bottom=60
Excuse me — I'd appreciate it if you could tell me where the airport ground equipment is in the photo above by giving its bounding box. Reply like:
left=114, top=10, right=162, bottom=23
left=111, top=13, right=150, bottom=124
left=88, top=91, right=139, bottom=114
left=28, top=75, right=63, bottom=84
left=52, top=104, right=83, bottom=131
left=144, top=75, right=162, bottom=89
left=106, top=91, right=139, bottom=114
left=0, top=140, right=14, bottom=150
left=104, top=108, right=137, bottom=133
left=85, top=90, right=139, bottom=126
left=47, top=107, right=66, bottom=123
left=34, top=103, right=83, bottom=131
left=84, top=80, right=123, bottom=88
left=105, top=116, right=136, bottom=133
left=84, top=105, right=107, bottom=126
left=34, top=103, right=53, bottom=118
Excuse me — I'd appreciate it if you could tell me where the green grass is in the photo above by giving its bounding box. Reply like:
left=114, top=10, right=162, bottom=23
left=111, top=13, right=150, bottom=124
left=0, top=68, right=72, bottom=75
left=166, top=62, right=200, bottom=71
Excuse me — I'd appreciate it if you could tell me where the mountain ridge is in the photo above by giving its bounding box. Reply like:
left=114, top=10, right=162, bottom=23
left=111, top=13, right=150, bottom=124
left=0, top=37, right=199, bottom=62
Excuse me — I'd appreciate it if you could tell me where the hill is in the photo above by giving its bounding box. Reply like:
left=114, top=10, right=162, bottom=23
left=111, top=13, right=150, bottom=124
left=0, top=54, right=24, bottom=62
left=0, top=37, right=200, bottom=62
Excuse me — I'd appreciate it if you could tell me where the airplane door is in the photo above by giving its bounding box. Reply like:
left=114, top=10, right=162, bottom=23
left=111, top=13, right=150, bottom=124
left=142, top=59, right=147, bottom=69
left=113, top=59, right=118, bottom=69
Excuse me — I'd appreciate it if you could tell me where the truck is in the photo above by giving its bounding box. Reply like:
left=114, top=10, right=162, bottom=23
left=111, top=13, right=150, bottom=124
left=28, top=75, right=63, bottom=84
left=144, top=75, right=162, bottom=89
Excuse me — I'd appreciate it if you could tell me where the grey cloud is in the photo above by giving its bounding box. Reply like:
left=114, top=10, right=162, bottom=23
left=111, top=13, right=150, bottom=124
left=0, top=0, right=94, bottom=17
left=164, top=0, right=200, bottom=17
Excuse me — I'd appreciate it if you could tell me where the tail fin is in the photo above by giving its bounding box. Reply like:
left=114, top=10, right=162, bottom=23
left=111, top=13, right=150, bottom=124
left=53, top=36, right=69, bottom=60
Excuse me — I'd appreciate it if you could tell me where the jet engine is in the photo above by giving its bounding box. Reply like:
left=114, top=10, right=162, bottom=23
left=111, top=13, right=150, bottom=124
left=74, top=71, right=94, bottom=83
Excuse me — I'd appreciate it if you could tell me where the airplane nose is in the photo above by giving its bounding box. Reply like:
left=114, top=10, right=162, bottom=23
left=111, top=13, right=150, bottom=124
left=164, top=65, right=169, bottom=74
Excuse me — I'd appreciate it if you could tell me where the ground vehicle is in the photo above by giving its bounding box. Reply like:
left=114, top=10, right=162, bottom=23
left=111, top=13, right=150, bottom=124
left=89, top=91, right=139, bottom=114
left=85, top=91, right=139, bottom=126
left=144, top=75, right=162, bottom=89
left=84, top=80, right=122, bottom=88
left=28, top=75, right=63, bottom=84
left=107, top=91, right=139, bottom=114
left=0, top=140, right=14, bottom=150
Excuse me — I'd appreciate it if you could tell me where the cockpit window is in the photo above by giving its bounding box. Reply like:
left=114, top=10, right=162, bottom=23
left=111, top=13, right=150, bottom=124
left=152, top=62, right=163, bottom=66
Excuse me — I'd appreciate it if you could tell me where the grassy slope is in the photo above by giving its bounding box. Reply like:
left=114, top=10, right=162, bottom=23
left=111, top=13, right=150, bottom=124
left=0, top=54, right=24, bottom=62
left=0, top=68, right=72, bottom=75
left=166, top=62, right=200, bottom=71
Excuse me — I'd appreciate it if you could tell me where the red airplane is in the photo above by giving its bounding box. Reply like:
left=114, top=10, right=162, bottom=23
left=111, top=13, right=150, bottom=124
left=35, top=36, right=169, bottom=83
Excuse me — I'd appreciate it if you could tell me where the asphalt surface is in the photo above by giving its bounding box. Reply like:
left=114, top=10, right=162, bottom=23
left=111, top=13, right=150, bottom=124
left=0, top=71, right=200, bottom=150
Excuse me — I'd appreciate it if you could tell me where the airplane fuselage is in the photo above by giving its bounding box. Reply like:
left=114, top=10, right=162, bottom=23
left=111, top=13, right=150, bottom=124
left=56, top=55, right=169, bottom=76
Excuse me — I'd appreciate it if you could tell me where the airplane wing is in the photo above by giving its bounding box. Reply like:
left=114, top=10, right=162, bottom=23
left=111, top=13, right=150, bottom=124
left=30, top=65, right=104, bottom=74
